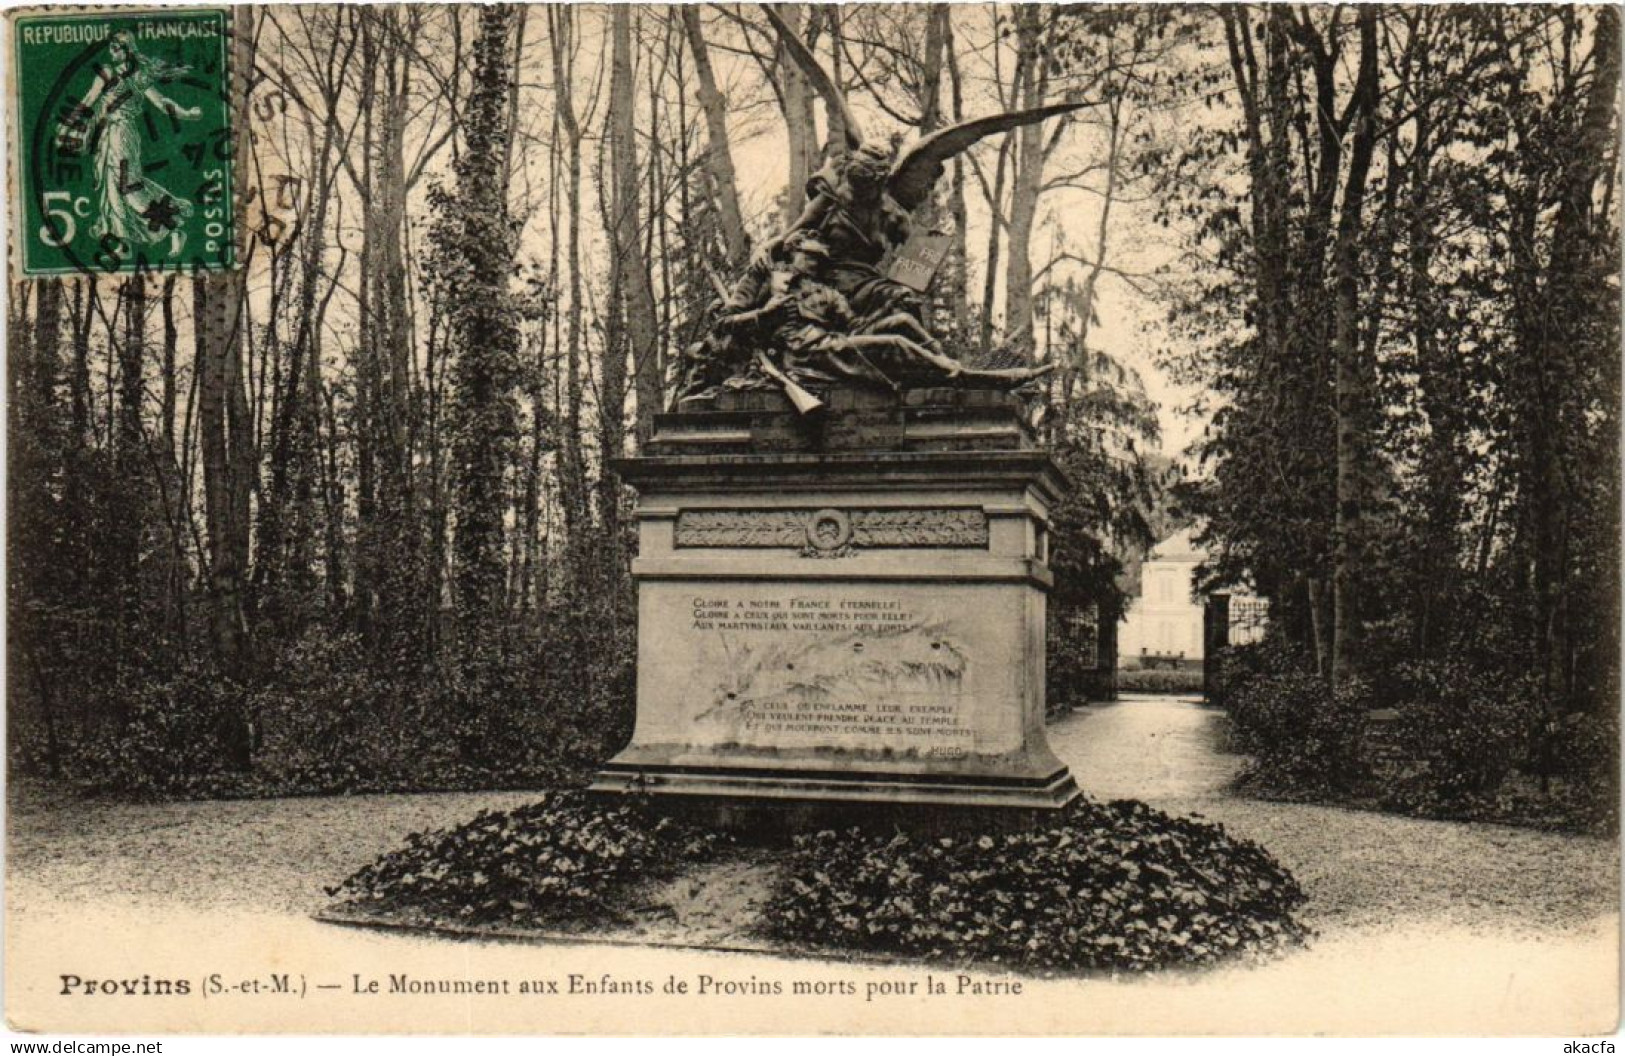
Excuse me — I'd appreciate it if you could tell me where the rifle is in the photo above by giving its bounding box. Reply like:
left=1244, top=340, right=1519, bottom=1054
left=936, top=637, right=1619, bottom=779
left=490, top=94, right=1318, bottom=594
left=754, top=352, right=825, bottom=416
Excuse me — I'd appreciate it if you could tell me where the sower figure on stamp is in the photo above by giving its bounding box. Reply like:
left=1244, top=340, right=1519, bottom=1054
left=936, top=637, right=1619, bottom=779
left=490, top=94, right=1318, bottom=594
left=56, top=30, right=202, bottom=252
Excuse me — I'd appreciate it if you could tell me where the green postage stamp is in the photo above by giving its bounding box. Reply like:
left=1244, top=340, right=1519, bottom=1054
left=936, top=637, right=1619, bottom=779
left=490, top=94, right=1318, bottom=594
left=12, top=8, right=234, bottom=276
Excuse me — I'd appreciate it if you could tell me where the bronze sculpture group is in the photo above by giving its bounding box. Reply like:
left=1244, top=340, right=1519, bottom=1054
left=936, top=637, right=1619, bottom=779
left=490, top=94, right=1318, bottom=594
left=674, top=7, right=1087, bottom=412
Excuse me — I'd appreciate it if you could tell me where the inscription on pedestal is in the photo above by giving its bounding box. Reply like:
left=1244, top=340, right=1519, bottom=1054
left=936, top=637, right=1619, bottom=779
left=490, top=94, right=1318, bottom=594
left=669, top=585, right=985, bottom=757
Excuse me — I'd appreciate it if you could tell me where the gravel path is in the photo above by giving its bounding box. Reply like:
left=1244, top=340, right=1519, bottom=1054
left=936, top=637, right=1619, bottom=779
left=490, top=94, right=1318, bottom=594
left=1053, top=696, right=1619, bottom=937
left=7, top=785, right=540, bottom=916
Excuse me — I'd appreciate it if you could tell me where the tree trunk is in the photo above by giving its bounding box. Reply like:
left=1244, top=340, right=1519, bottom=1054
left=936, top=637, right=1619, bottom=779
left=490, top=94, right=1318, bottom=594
left=357, top=7, right=422, bottom=654
left=779, top=4, right=820, bottom=226
left=157, top=273, right=188, bottom=631
left=944, top=12, right=972, bottom=340
left=14, top=278, right=66, bottom=774
left=117, top=278, right=146, bottom=474
left=321, top=382, right=348, bottom=612
left=30, top=283, right=60, bottom=446
left=258, top=98, right=340, bottom=606
left=612, top=8, right=662, bottom=448
left=196, top=273, right=250, bottom=677
left=68, top=281, right=91, bottom=449
left=549, top=5, right=592, bottom=599
left=1070, top=98, right=1123, bottom=370
left=596, top=108, right=628, bottom=599
left=115, top=275, right=149, bottom=639
left=195, top=7, right=257, bottom=684
left=449, top=3, right=521, bottom=627
left=1329, top=6, right=1379, bottom=690
left=1304, top=578, right=1328, bottom=677
left=1406, top=77, right=1463, bottom=656
left=1003, top=6, right=1046, bottom=360
left=681, top=7, right=748, bottom=266
left=1525, top=6, right=1621, bottom=707
left=977, top=138, right=1010, bottom=354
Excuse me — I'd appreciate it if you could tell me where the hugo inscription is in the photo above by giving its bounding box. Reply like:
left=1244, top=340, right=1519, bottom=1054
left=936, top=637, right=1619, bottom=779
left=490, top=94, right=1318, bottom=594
left=685, top=590, right=973, bottom=756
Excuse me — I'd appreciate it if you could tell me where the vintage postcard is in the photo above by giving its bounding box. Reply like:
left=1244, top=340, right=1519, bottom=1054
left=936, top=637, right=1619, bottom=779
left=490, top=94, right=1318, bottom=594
left=4, top=1, right=1619, bottom=1039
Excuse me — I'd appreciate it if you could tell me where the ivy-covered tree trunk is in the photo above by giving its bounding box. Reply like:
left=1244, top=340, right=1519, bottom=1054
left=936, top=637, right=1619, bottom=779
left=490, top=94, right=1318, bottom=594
left=448, top=4, right=522, bottom=628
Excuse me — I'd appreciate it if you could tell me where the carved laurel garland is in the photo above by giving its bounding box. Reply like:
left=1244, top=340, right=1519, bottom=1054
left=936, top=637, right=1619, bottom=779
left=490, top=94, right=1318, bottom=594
left=674, top=508, right=989, bottom=550
left=849, top=508, right=988, bottom=547
left=673, top=510, right=805, bottom=548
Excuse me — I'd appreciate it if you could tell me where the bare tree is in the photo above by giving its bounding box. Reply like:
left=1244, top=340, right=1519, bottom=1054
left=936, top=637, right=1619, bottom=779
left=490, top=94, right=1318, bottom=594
left=681, top=7, right=748, bottom=265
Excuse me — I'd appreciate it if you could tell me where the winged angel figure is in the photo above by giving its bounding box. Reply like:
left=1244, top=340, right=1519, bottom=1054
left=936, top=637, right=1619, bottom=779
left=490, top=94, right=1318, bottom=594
left=674, top=6, right=1087, bottom=410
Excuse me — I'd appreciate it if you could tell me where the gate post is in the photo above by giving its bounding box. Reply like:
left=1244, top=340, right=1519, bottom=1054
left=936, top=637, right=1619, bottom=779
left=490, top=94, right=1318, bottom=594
left=1203, top=593, right=1231, bottom=702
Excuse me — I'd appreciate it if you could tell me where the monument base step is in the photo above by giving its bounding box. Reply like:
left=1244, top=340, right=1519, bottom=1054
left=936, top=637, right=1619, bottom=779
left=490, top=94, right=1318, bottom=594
left=588, top=760, right=1079, bottom=834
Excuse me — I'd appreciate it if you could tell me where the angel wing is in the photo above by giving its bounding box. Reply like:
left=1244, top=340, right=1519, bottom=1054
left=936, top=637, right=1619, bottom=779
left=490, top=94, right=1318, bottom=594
left=761, top=4, right=864, bottom=153
left=887, top=102, right=1090, bottom=213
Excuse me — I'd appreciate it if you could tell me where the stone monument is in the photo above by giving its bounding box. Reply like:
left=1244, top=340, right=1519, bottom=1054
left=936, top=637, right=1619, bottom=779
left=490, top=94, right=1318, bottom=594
left=590, top=387, right=1079, bottom=816
left=590, top=4, right=1085, bottom=820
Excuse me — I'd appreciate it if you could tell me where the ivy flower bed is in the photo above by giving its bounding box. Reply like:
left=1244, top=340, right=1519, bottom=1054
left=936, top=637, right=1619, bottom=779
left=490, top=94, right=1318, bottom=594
left=325, top=793, right=1309, bottom=975
left=761, top=798, right=1309, bottom=973
left=325, top=791, right=731, bottom=929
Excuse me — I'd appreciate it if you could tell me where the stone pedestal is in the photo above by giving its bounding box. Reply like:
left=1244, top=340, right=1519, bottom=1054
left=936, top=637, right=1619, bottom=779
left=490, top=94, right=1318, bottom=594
left=590, top=388, right=1079, bottom=818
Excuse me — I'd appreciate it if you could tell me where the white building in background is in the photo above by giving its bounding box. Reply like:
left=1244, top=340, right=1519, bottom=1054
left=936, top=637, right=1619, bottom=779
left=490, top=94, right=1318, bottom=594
left=1118, top=528, right=1270, bottom=668
left=1119, top=528, right=1205, bottom=667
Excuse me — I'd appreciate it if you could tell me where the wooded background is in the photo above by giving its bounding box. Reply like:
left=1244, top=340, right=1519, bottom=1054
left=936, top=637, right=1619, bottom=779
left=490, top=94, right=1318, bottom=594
left=6, top=5, right=1617, bottom=814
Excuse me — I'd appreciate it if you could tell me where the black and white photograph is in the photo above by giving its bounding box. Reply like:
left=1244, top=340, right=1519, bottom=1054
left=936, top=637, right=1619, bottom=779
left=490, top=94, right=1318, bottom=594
left=3, top=1, right=1620, bottom=1039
